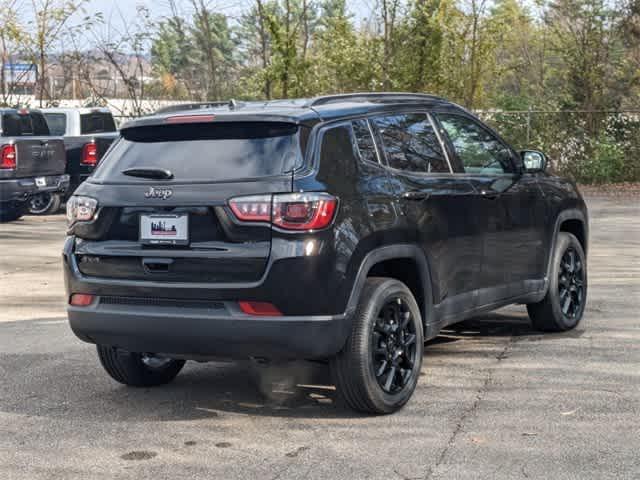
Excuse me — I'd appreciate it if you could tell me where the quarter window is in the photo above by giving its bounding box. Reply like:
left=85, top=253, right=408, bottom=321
left=437, top=114, right=514, bottom=174
left=372, top=113, right=449, bottom=173
left=351, top=119, right=378, bottom=164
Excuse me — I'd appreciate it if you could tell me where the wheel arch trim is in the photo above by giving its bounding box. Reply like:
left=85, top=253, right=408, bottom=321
left=344, top=244, right=435, bottom=333
left=546, top=208, right=589, bottom=282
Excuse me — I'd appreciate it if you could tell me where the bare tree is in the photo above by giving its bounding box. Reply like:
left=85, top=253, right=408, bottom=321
left=89, top=6, right=153, bottom=116
left=0, top=0, right=22, bottom=105
left=20, top=0, right=89, bottom=105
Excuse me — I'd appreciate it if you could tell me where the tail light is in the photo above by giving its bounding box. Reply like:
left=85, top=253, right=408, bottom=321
left=0, top=144, right=16, bottom=169
left=66, top=195, right=98, bottom=226
left=81, top=142, right=98, bottom=166
left=229, top=193, right=338, bottom=231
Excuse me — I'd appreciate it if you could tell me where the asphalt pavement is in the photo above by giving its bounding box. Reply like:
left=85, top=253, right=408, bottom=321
left=0, top=195, right=638, bottom=480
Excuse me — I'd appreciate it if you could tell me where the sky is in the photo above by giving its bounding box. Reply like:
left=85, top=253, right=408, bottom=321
left=81, top=0, right=375, bottom=28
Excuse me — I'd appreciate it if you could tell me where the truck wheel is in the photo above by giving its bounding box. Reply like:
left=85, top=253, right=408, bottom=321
left=527, top=232, right=587, bottom=332
left=0, top=202, right=27, bottom=222
left=97, top=345, right=186, bottom=387
left=28, top=192, right=61, bottom=215
left=331, top=277, right=424, bottom=414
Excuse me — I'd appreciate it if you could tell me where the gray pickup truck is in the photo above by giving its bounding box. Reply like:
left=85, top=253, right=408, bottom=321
left=42, top=108, right=118, bottom=210
left=0, top=108, right=68, bottom=222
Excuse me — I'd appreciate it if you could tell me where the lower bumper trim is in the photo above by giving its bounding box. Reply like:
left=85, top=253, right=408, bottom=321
left=68, top=301, right=351, bottom=360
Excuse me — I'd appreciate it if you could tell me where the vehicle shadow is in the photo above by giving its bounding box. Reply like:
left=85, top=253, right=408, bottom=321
left=0, top=310, right=583, bottom=423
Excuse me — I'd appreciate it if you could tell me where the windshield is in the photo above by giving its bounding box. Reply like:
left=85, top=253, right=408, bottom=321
left=91, top=122, right=301, bottom=183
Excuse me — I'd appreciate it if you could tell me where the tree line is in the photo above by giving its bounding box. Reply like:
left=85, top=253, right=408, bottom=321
left=150, top=0, right=639, bottom=113
left=1, top=0, right=638, bottom=112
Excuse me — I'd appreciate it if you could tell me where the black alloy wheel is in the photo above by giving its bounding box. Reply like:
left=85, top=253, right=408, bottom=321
left=371, top=298, right=418, bottom=394
left=331, top=277, right=424, bottom=414
left=558, top=247, right=585, bottom=319
left=527, top=232, right=587, bottom=332
left=28, top=192, right=61, bottom=215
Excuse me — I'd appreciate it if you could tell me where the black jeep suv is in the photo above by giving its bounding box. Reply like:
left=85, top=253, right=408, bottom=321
left=63, top=93, right=588, bottom=414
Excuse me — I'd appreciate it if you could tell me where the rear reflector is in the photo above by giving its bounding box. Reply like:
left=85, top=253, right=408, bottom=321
left=0, top=144, right=16, bottom=169
left=238, top=301, right=282, bottom=316
left=70, top=294, right=95, bottom=307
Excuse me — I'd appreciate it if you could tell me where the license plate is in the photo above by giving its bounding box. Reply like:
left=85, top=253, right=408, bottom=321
left=35, top=177, right=46, bottom=188
left=140, top=214, right=189, bottom=245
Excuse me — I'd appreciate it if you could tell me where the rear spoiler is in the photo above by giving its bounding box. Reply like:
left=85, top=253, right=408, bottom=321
left=120, top=113, right=304, bottom=131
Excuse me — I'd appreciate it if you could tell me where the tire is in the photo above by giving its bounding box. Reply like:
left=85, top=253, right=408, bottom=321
left=0, top=202, right=27, bottom=223
left=96, top=345, right=186, bottom=387
left=28, top=192, right=61, bottom=215
left=331, top=277, right=424, bottom=414
left=527, top=232, right=587, bottom=332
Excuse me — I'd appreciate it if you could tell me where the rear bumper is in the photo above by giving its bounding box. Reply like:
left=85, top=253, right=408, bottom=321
left=63, top=236, right=354, bottom=360
left=0, top=174, right=70, bottom=203
left=68, top=300, right=350, bottom=360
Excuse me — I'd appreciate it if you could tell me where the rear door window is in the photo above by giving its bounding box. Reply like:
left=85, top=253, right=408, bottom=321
left=80, top=113, right=117, bottom=134
left=1, top=112, right=51, bottom=136
left=44, top=113, right=67, bottom=135
left=92, top=122, right=301, bottom=183
left=372, top=113, right=449, bottom=173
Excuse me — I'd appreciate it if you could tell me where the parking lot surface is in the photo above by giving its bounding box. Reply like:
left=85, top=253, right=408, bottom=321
left=0, top=196, right=638, bottom=480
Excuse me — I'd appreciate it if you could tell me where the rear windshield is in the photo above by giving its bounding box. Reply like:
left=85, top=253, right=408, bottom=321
left=1, top=112, right=51, bottom=136
left=80, top=113, right=117, bottom=134
left=44, top=113, right=67, bottom=136
left=91, top=122, right=301, bottom=183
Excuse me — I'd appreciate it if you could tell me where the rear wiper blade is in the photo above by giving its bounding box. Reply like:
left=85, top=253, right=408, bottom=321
left=122, top=168, right=174, bottom=180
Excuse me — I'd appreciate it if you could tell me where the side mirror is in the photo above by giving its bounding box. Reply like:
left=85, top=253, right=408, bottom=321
left=521, top=150, right=547, bottom=173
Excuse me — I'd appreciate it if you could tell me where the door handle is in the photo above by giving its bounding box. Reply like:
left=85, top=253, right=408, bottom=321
left=401, top=191, right=430, bottom=201
left=481, top=190, right=500, bottom=200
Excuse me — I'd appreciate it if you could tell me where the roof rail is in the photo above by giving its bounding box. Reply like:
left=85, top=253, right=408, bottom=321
left=307, top=92, right=444, bottom=107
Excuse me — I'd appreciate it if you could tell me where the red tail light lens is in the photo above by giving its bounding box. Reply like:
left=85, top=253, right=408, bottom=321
left=0, top=144, right=16, bottom=169
left=273, top=193, right=337, bottom=230
left=238, top=301, right=282, bottom=316
left=228, top=195, right=272, bottom=222
left=81, top=142, right=98, bottom=166
left=228, top=193, right=338, bottom=231
left=70, top=293, right=95, bottom=306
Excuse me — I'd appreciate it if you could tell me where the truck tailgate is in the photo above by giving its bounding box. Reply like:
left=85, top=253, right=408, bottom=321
left=13, top=137, right=66, bottom=178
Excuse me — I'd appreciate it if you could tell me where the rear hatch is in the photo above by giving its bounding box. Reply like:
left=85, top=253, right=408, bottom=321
left=1, top=111, right=66, bottom=179
left=73, top=120, right=302, bottom=284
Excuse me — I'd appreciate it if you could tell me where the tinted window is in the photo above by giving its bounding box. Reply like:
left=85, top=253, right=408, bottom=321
left=372, top=113, right=448, bottom=173
left=92, top=122, right=300, bottom=182
left=438, top=114, right=514, bottom=174
left=319, top=124, right=359, bottom=178
left=352, top=119, right=378, bottom=164
left=44, top=113, right=67, bottom=136
left=31, top=113, right=50, bottom=135
left=1, top=112, right=50, bottom=136
left=80, top=113, right=117, bottom=134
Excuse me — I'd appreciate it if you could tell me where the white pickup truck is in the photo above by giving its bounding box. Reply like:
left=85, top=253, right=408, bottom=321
left=36, top=107, right=118, bottom=214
